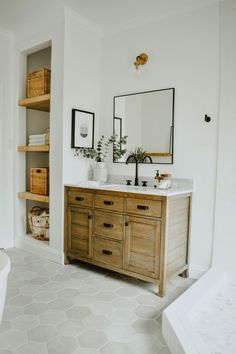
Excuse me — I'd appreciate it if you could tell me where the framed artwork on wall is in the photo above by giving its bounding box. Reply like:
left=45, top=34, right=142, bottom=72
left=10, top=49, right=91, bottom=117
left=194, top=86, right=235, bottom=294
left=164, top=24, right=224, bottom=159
left=71, top=109, right=94, bottom=148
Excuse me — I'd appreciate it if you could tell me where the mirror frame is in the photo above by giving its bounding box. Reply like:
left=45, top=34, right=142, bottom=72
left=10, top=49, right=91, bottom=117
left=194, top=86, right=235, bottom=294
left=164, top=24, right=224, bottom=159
left=113, top=87, right=175, bottom=164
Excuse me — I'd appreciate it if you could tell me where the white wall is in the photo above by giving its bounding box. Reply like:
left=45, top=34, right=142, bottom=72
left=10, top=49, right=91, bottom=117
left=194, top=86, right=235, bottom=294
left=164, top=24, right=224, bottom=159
left=100, top=4, right=220, bottom=276
left=213, top=0, right=236, bottom=267
left=63, top=8, right=101, bottom=184
left=0, top=29, right=14, bottom=248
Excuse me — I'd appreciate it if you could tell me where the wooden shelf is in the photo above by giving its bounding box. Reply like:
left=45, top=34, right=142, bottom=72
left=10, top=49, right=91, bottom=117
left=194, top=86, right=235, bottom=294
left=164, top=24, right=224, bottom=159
left=18, top=192, right=49, bottom=203
left=18, top=145, right=49, bottom=152
left=18, top=94, right=50, bottom=112
left=145, top=152, right=172, bottom=157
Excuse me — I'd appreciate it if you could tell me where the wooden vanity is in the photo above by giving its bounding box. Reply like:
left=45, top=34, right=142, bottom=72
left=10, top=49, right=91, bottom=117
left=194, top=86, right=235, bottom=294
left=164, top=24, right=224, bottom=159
left=64, top=185, right=192, bottom=296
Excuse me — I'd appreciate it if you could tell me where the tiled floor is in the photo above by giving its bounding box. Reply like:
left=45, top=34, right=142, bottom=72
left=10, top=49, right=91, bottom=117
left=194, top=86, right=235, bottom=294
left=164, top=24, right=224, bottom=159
left=0, top=248, right=194, bottom=354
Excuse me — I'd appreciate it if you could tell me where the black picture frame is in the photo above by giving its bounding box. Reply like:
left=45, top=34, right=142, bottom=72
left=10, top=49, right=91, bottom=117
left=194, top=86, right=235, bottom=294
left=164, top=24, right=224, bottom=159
left=71, top=109, right=94, bottom=148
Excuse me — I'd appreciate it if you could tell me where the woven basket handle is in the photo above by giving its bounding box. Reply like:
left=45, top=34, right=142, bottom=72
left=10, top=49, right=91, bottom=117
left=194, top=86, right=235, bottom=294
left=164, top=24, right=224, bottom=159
left=30, top=206, right=44, bottom=213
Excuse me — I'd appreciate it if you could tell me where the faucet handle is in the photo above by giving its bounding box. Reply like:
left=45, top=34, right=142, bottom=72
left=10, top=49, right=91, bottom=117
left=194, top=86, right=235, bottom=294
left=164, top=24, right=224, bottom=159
left=126, top=179, right=132, bottom=186
left=141, top=180, right=148, bottom=187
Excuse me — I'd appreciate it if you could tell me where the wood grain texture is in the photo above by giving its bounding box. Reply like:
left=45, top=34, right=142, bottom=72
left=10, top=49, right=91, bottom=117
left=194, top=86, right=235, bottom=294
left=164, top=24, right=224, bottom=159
left=67, top=206, right=92, bottom=259
left=64, top=187, right=192, bottom=297
left=18, top=145, right=49, bottom=152
left=145, top=152, right=172, bottom=156
left=166, top=195, right=190, bottom=278
left=126, top=197, right=162, bottom=218
left=18, top=191, right=49, bottom=203
left=93, top=236, right=123, bottom=269
left=124, top=216, right=160, bottom=278
left=95, top=194, right=124, bottom=212
left=94, top=211, right=124, bottom=241
left=67, top=189, right=93, bottom=208
left=18, top=94, right=50, bottom=112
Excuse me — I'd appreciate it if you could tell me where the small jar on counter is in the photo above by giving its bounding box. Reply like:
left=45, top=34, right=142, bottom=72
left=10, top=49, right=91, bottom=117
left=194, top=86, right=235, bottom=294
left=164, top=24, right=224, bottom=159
left=157, top=174, right=172, bottom=189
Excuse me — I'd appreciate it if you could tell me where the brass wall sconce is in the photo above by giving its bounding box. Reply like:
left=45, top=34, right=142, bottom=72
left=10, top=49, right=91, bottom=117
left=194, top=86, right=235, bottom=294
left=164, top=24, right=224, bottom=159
left=134, top=53, right=148, bottom=70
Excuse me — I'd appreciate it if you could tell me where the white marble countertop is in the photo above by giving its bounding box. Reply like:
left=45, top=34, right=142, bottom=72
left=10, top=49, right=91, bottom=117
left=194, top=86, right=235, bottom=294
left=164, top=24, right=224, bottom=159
left=65, top=181, right=193, bottom=197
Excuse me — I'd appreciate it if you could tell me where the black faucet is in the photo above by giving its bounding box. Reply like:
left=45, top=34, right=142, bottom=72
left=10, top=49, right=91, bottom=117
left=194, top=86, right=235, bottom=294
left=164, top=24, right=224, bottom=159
left=126, top=154, right=153, bottom=186
left=126, top=155, right=139, bottom=186
left=143, top=155, right=153, bottom=163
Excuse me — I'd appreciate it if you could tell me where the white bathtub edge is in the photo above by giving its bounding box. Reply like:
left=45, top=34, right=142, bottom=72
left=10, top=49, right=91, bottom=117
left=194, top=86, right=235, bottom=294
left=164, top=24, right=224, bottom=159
left=162, top=267, right=226, bottom=354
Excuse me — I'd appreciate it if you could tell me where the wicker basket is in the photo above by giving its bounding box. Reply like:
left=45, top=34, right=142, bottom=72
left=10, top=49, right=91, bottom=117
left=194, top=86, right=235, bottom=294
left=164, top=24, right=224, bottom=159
left=27, top=68, right=51, bottom=98
left=30, top=167, right=49, bottom=195
left=28, top=206, right=49, bottom=241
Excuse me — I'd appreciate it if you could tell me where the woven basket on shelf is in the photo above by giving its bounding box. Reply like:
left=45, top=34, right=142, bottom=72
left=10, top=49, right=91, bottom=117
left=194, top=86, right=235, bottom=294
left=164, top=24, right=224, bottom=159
left=28, top=206, right=49, bottom=241
left=27, top=67, right=51, bottom=98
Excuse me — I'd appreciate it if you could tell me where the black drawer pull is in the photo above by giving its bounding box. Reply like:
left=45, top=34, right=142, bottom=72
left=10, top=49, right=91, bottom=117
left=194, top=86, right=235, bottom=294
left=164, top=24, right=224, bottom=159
left=76, top=197, right=84, bottom=201
left=104, top=200, right=114, bottom=205
left=88, top=215, right=92, bottom=219
left=137, top=205, right=149, bottom=210
left=103, top=223, right=113, bottom=228
left=125, top=222, right=129, bottom=227
left=102, top=249, right=112, bottom=255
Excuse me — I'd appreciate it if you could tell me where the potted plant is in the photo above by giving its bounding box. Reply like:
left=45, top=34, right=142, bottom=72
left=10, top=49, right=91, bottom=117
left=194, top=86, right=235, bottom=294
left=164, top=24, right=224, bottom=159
left=74, top=134, right=128, bottom=182
left=128, top=147, right=152, bottom=163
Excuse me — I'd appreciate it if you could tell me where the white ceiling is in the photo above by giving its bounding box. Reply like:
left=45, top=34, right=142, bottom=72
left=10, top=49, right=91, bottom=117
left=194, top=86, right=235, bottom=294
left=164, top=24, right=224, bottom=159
left=0, top=0, right=220, bottom=36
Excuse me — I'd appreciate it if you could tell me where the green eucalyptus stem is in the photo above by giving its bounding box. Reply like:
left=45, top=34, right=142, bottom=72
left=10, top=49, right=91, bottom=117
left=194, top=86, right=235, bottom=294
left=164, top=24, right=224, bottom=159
left=73, top=134, right=128, bottom=162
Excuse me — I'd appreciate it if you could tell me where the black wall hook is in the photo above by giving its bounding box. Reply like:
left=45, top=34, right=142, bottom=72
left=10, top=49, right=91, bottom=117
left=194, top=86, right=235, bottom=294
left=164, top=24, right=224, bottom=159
left=205, top=114, right=211, bottom=123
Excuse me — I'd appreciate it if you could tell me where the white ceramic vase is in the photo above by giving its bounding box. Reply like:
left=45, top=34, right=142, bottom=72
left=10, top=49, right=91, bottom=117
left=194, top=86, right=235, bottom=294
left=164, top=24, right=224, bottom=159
left=93, top=162, right=108, bottom=183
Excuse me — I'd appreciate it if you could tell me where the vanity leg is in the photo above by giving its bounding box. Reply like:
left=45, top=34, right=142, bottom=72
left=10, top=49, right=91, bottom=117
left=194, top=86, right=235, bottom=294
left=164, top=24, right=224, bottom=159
left=64, top=254, right=70, bottom=265
left=158, top=280, right=166, bottom=297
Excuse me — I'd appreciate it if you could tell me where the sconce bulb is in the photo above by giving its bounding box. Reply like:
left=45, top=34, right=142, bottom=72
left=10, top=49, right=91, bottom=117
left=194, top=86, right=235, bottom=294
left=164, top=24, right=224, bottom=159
left=133, top=53, right=148, bottom=70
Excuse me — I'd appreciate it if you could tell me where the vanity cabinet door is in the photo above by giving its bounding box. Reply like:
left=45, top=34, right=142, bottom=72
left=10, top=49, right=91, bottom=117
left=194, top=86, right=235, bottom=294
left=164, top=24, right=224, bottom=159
left=124, top=216, right=160, bottom=278
left=67, top=206, right=93, bottom=259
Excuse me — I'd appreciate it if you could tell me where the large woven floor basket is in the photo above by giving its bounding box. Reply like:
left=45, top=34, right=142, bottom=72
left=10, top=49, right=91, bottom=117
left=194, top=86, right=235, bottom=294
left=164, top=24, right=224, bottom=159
left=28, top=206, right=49, bottom=241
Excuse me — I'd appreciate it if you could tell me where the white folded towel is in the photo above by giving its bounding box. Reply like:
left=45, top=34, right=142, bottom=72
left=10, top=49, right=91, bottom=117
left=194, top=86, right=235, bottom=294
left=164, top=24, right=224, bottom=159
left=29, top=139, right=46, bottom=143
left=28, top=142, right=46, bottom=146
left=29, top=133, right=46, bottom=139
left=29, top=138, right=46, bottom=142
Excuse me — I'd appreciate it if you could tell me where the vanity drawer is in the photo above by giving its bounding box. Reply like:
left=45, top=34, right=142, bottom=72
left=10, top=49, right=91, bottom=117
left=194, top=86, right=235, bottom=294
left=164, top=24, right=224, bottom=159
left=94, top=211, right=124, bottom=241
left=126, top=198, right=162, bottom=218
left=95, top=194, right=124, bottom=212
left=67, top=189, right=93, bottom=208
left=93, top=237, right=123, bottom=269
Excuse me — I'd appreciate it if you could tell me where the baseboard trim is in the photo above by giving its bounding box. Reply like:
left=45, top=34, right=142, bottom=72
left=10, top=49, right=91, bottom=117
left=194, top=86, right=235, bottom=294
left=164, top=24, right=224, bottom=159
left=15, top=235, right=63, bottom=264
left=189, top=264, right=209, bottom=279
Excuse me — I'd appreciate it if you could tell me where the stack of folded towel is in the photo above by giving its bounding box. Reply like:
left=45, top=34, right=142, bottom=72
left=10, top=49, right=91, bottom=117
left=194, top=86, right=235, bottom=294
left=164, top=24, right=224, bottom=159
left=28, top=133, right=49, bottom=146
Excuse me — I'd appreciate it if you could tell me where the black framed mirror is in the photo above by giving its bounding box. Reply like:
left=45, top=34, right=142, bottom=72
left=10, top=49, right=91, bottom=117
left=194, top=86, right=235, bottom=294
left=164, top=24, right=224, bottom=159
left=113, top=88, right=175, bottom=164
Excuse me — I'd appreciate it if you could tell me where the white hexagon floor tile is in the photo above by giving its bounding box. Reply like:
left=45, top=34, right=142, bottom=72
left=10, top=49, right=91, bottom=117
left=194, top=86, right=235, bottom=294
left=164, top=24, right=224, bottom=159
left=0, top=321, right=11, bottom=334
left=84, top=314, right=111, bottom=330
left=27, top=324, right=57, bottom=342
left=57, top=319, right=85, bottom=336
left=47, top=335, right=78, bottom=354
left=100, top=341, right=135, bottom=354
left=1, top=248, right=193, bottom=354
left=78, top=330, right=108, bottom=348
left=14, top=342, right=48, bottom=354
left=0, top=329, right=27, bottom=350
left=10, top=314, right=39, bottom=331
left=39, top=309, right=66, bottom=326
